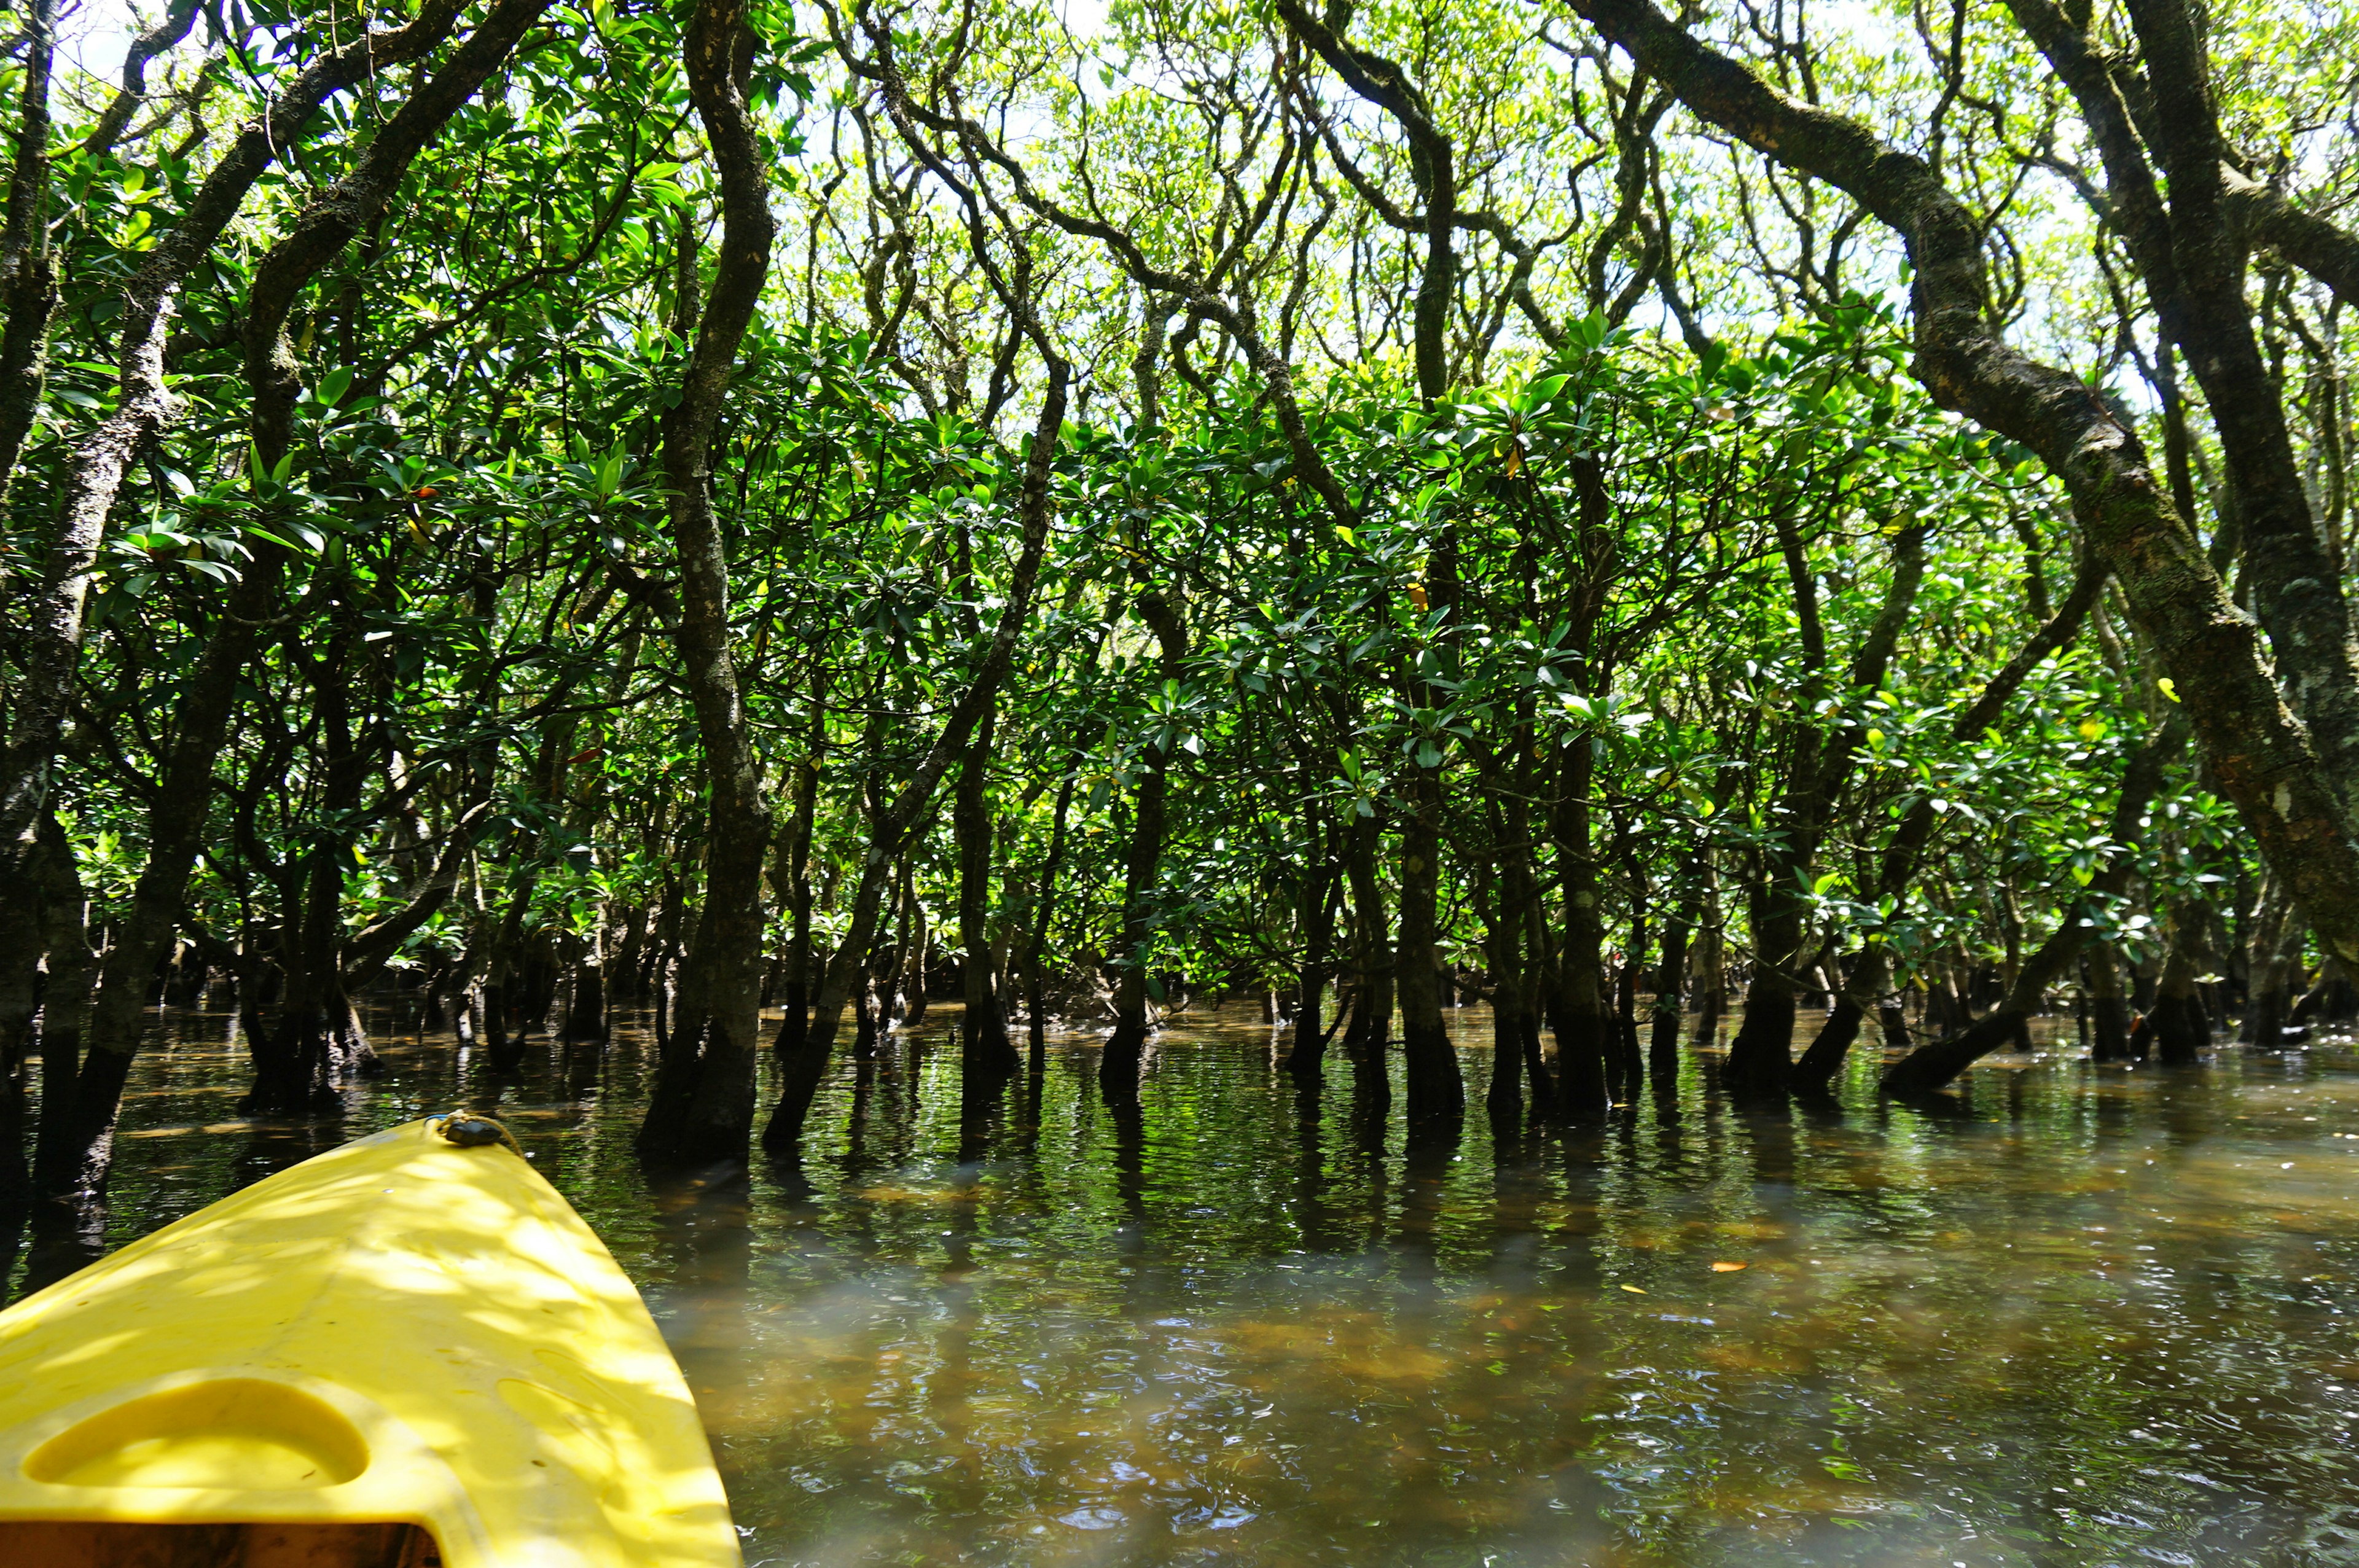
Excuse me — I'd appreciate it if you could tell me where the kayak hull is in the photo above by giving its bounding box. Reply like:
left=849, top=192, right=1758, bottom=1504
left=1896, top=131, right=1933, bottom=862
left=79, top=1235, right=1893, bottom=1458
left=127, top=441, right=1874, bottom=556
left=0, top=1119, right=740, bottom=1567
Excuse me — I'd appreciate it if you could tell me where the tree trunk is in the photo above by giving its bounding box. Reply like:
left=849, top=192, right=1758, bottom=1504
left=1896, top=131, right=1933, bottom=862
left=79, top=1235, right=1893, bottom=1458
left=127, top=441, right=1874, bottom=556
left=2150, top=900, right=2212, bottom=1064
left=1395, top=766, right=1463, bottom=1126
left=1024, top=771, right=1077, bottom=1074
left=2248, top=916, right=2307, bottom=1050
left=770, top=749, right=822, bottom=1064
left=1102, top=754, right=1170, bottom=1107
left=2088, top=940, right=2133, bottom=1062
left=1689, top=869, right=1727, bottom=1051
left=1552, top=743, right=1612, bottom=1118
left=637, top=0, right=777, bottom=1166
left=1616, top=894, right=1647, bottom=1099
left=0, top=0, right=60, bottom=497
left=1649, top=882, right=1694, bottom=1090
left=1103, top=590, right=1191, bottom=1107
left=1286, top=842, right=1337, bottom=1086
left=1342, top=810, right=1393, bottom=1110
left=1796, top=559, right=2100, bottom=1091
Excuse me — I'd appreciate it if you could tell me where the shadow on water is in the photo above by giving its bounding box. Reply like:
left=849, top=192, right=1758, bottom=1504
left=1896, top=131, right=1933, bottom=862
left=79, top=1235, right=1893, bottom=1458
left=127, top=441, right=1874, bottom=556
left=14, top=999, right=2359, bottom=1564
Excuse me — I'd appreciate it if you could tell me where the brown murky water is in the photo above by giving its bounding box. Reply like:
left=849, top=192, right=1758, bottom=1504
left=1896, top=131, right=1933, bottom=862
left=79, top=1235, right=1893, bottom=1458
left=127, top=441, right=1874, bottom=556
left=11, top=1003, right=2359, bottom=1566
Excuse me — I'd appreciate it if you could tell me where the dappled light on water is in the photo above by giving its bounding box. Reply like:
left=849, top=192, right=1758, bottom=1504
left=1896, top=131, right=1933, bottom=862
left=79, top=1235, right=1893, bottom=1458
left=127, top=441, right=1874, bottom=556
left=15, top=1002, right=2359, bottom=1565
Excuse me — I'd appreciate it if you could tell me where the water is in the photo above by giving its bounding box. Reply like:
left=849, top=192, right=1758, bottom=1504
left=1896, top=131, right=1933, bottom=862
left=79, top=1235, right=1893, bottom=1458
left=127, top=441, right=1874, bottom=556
left=11, top=1002, right=2359, bottom=1566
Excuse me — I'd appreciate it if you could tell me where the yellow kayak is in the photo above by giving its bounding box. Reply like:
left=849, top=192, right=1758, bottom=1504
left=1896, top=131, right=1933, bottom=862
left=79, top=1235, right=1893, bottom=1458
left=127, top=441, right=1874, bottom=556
left=0, top=1116, right=740, bottom=1567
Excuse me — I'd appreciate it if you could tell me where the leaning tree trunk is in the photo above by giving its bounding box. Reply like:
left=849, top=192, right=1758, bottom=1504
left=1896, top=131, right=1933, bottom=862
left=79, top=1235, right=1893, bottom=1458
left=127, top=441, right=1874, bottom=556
left=31, top=0, right=539, bottom=1196
left=762, top=347, right=1071, bottom=1156
left=0, top=0, right=60, bottom=499
left=2005, top=0, right=2359, bottom=822
left=0, top=0, right=471, bottom=914
left=1880, top=716, right=2187, bottom=1093
left=1795, top=557, right=2102, bottom=1090
left=1568, top=0, right=2359, bottom=972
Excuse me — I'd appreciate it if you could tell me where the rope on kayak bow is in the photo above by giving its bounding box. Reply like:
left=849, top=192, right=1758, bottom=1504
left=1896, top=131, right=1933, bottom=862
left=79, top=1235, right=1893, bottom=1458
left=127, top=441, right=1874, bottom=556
left=428, top=1110, right=526, bottom=1157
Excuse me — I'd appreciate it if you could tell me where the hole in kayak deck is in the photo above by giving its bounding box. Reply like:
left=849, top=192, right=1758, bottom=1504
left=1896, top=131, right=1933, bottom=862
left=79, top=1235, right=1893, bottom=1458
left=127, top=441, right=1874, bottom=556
left=25, top=1382, right=369, bottom=1490
left=0, top=1520, right=439, bottom=1567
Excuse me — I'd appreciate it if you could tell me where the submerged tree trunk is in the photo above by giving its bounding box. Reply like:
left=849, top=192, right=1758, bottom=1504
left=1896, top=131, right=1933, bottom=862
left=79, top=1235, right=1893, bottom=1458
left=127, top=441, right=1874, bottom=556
left=2150, top=900, right=2212, bottom=1064
left=1101, top=749, right=1170, bottom=1107
left=1286, top=833, right=1337, bottom=1087
left=2247, top=914, right=2307, bottom=1050
left=1729, top=523, right=1926, bottom=1098
left=20, top=819, right=96, bottom=1199
left=1342, top=809, right=1395, bottom=1110
left=1023, top=771, right=1077, bottom=1074
left=1616, top=899, right=1646, bottom=1099
left=1395, top=764, right=1463, bottom=1128
left=1551, top=741, right=1613, bottom=1118
left=957, top=708, right=1015, bottom=1079
left=1798, top=559, right=2105, bottom=1093
left=1648, top=864, right=1696, bottom=1090
left=2087, top=941, right=2133, bottom=1063
left=771, top=741, right=823, bottom=1065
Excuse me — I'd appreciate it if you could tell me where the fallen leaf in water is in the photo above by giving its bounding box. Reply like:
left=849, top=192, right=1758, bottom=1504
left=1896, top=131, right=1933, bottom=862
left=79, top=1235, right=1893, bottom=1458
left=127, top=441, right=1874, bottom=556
left=1711, top=1262, right=1748, bottom=1273
left=1619, top=1284, right=1647, bottom=1295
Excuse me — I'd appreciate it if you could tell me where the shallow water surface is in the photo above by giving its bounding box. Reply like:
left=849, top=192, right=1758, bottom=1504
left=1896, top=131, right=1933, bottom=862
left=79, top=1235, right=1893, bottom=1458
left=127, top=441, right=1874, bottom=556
left=13, top=1004, right=2359, bottom=1566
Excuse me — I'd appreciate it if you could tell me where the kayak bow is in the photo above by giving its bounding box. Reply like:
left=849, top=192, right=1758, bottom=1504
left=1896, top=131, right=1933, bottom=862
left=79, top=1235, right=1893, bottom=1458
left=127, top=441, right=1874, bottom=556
left=0, top=1117, right=740, bottom=1567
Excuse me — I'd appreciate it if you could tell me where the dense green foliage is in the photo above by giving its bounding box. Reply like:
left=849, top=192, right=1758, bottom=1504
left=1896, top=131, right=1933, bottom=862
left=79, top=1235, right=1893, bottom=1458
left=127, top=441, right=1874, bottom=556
left=0, top=0, right=2350, bottom=1192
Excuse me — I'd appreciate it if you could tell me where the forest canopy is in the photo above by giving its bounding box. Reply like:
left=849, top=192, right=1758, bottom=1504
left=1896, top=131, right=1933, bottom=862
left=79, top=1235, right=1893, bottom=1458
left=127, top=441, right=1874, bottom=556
left=1, top=0, right=2353, bottom=1195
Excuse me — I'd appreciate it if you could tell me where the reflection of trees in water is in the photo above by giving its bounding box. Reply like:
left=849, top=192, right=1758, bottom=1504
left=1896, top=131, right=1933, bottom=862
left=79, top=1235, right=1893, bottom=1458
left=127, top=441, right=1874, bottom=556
left=12, top=1196, right=105, bottom=1301
left=1291, top=1079, right=1337, bottom=1254
left=1393, top=1115, right=1459, bottom=1277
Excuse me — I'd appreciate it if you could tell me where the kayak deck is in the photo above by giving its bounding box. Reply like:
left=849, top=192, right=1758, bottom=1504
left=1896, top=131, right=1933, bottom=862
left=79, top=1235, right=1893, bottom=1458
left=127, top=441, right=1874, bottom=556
left=0, top=1118, right=739, bottom=1567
